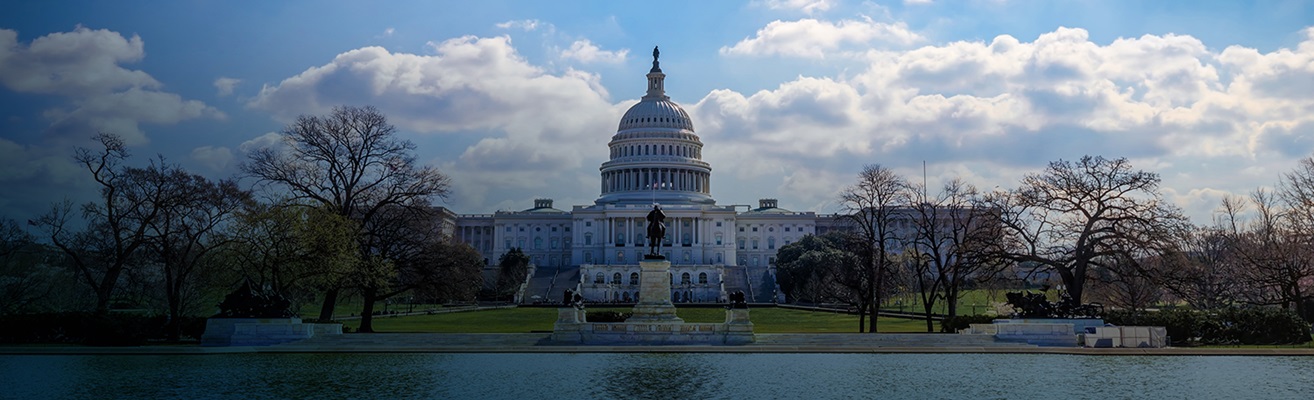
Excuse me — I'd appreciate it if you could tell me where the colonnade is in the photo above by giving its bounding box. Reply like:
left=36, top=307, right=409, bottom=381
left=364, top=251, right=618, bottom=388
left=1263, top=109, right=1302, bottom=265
left=601, top=168, right=709, bottom=194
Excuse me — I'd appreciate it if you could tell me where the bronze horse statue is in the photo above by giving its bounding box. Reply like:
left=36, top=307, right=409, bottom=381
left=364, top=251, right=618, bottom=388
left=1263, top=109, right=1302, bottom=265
left=646, top=205, right=666, bottom=257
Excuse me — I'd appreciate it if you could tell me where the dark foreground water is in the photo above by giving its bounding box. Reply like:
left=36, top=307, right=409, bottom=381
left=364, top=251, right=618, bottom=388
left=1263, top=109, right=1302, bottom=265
left=3, top=353, right=1313, bottom=399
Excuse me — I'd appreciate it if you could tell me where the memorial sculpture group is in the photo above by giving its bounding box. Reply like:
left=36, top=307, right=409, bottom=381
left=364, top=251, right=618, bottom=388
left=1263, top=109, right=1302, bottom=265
left=200, top=280, right=341, bottom=346
left=552, top=204, right=755, bottom=344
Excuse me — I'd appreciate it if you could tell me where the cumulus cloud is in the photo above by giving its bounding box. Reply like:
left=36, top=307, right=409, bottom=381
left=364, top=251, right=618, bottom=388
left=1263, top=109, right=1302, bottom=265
left=720, top=18, right=924, bottom=58
left=692, top=25, right=1314, bottom=222
left=560, top=40, right=628, bottom=64
left=0, top=26, right=223, bottom=145
left=248, top=34, right=623, bottom=211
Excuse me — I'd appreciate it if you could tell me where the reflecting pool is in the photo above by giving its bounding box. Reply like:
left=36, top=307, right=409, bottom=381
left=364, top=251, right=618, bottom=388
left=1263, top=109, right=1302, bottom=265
left=4, top=353, right=1312, bottom=399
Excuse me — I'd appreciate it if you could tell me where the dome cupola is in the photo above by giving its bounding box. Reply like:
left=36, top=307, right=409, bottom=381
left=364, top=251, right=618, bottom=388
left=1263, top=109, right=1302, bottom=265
left=595, top=47, right=714, bottom=206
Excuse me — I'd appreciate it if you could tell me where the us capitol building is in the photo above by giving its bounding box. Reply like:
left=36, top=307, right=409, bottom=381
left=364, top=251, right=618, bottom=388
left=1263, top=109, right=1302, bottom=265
left=445, top=49, right=843, bottom=304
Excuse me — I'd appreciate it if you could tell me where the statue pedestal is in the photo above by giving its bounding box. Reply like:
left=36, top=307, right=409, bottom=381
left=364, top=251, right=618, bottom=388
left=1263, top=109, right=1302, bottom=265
left=628, top=259, right=683, bottom=322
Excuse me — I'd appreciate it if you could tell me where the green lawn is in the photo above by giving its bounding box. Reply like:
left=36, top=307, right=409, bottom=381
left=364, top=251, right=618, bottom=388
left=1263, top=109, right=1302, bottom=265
left=343, top=306, right=935, bottom=333
left=883, top=289, right=1012, bottom=316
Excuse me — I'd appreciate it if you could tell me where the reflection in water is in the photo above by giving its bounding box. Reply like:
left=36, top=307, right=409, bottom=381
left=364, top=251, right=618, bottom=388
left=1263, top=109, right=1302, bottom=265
left=597, top=354, right=728, bottom=398
left=4, top=353, right=1314, bottom=399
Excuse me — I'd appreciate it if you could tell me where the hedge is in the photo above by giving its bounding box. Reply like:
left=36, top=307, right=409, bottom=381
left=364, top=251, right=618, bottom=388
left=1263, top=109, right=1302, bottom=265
left=0, top=312, right=208, bottom=346
left=1105, top=307, right=1312, bottom=346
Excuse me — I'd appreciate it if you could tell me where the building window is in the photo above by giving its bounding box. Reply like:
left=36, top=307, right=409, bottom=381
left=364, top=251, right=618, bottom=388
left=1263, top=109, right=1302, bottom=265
left=752, top=239, right=759, bottom=250
left=586, top=221, right=592, bottom=227
left=617, top=233, right=625, bottom=244
left=534, top=237, right=543, bottom=250
left=585, top=251, right=593, bottom=263
left=519, top=227, right=524, bottom=232
left=785, top=227, right=791, bottom=232
left=618, top=251, right=625, bottom=262
left=768, top=227, right=774, bottom=232
left=551, top=238, right=558, bottom=249
left=505, top=239, right=512, bottom=249
left=739, top=227, right=744, bottom=232
left=630, top=273, right=639, bottom=285
left=595, top=273, right=605, bottom=284
left=565, top=227, right=571, bottom=232
left=715, top=234, right=723, bottom=245
left=752, top=255, right=760, bottom=266
left=518, top=238, right=525, bottom=249
left=535, top=227, right=541, bottom=232
left=752, top=227, right=758, bottom=232
left=768, top=237, right=776, bottom=250
left=613, top=273, right=622, bottom=284
left=584, top=233, right=592, bottom=245
left=552, top=227, right=557, bottom=232
left=683, top=251, right=691, bottom=263
left=681, top=273, right=691, bottom=285
left=716, top=221, right=722, bottom=227
left=698, top=273, right=708, bottom=284
left=564, top=238, right=572, bottom=249
left=738, top=239, right=745, bottom=250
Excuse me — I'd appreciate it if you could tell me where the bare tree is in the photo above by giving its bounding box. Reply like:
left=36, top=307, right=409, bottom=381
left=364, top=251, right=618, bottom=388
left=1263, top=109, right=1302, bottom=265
left=137, top=159, right=251, bottom=340
left=990, top=156, right=1185, bottom=305
left=243, top=106, right=451, bottom=321
left=837, top=164, right=908, bottom=332
left=35, top=133, right=164, bottom=315
left=907, top=179, right=1007, bottom=331
left=1150, top=223, right=1242, bottom=310
left=1221, top=189, right=1314, bottom=318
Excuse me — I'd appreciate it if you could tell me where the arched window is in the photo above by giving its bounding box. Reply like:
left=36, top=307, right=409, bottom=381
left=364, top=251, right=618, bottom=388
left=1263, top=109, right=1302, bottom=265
left=629, top=272, right=639, bottom=285
left=623, top=292, right=631, bottom=302
left=534, top=237, right=542, bottom=249
left=584, top=233, right=592, bottom=245
left=681, top=272, right=691, bottom=285
left=682, top=233, right=692, bottom=245
left=768, top=237, right=775, bottom=250
left=617, top=233, right=625, bottom=244
left=698, top=272, right=708, bottom=284
left=752, top=239, right=759, bottom=250
left=595, top=273, right=604, bottom=283
left=612, top=273, right=622, bottom=284
left=716, top=234, right=723, bottom=245
left=585, top=251, right=593, bottom=263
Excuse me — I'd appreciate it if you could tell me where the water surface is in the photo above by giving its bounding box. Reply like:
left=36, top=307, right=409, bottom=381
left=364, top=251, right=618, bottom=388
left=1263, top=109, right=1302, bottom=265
left=3, top=353, right=1311, bottom=399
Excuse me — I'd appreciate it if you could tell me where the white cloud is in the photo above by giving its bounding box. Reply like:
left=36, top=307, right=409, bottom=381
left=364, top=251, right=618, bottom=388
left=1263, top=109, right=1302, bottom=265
left=691, top=25, right=1314, bottom=223
left=382, top=27, right=395, bottom=37
left=214, top=77, right=241, bottom=97
left=0, top=26, right=222, bottom=145
left=720, top=18, right=924, bottom=58
left=190, top=146, right=234, bottom=172
left=496, top=19, right=548, bottom=32
left=238, top=132, right=286, bottom=154
left=248, top=35, right=623, bottom=211
left=759, top=0, right=834, bottom=14
left=560, top=40, right=628, bottom=64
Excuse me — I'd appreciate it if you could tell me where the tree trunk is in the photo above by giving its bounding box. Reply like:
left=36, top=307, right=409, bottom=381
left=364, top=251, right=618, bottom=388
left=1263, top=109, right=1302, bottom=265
left=358, top=288, right=378, bottom=333
left=857, top=302, right=867, bottom=333
left=317, top=287, right=339, bottom=321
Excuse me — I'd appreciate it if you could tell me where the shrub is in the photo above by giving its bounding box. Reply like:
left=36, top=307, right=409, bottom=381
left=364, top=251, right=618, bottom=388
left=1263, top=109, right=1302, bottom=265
left=0, top=312, right=210, bottom=345
left=585, top=311, right=631, bottom=323
left=1106, top=307, right=1312, bottom=346
left=940, top=314, right=997, bottom=333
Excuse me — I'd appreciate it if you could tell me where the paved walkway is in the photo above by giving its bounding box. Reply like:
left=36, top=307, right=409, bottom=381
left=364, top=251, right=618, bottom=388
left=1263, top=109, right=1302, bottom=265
left=5, top=333, right=1314, bottom=356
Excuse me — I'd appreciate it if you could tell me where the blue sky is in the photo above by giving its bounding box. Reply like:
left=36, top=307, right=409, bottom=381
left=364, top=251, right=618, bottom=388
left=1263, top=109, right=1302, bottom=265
left=2, top=0, right=1313, bottom=225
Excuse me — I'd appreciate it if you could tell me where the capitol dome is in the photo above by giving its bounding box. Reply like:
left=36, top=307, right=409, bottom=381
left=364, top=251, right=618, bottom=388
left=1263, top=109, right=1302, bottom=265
left=595, top=47, right=715, bottom=206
